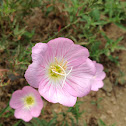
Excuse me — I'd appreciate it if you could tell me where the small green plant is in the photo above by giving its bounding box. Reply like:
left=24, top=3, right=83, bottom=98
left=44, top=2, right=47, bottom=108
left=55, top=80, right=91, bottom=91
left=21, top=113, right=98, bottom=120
left=98, top=119, right=116, bottom=126
left=67, top=101, right=85, bottom=124
left=91, top=97, right=103, bottom=109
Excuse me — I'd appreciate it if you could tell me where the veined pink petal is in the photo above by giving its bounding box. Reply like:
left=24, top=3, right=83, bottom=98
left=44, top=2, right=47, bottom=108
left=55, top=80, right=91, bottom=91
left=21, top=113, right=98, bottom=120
left=64, top=44, right=89, bottom=65
left=71, top=58, right=96, bottom=75
left=39, top=82, right=77, bottom=107
left=56, top=89, right=77, bottom=107
left=24, top=62, right=46, bottom=88
left=9, top=90, right=24, bottom=109
left=64, top=58, right=96, bottom=97
left=91, top=80, right=104, bottom=91
left=14, top=108, right=32, bottom=122
left=91, top=62, right=106, bottom=91
left=47, top=37, right=74, bottom=58
left=95, top=63, right=106, bottom=80
left=39, top=80, right=59, bottom=103
left=95, top=71, right=106, bottom=80
left=32, top=43, right=48, bottom=62
left=64, top=75, right=91, bottom=97
left=47, top=38, right=89, bottom=67
left=30, top=98, right=43, bottom=117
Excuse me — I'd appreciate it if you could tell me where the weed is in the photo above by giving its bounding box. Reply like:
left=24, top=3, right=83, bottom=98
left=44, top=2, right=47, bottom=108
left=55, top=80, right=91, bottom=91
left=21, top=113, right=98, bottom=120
left=91, top=97, right=103, bottom=109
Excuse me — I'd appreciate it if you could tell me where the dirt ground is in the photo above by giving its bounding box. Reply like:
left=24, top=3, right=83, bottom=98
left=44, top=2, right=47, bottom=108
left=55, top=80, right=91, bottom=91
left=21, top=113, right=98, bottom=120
left=0, top=8, right=126, bottom=126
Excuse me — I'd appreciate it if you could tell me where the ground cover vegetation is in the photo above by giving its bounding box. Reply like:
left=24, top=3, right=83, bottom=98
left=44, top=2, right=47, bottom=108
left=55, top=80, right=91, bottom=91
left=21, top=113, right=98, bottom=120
left=0, top=0, right=126, bottom=125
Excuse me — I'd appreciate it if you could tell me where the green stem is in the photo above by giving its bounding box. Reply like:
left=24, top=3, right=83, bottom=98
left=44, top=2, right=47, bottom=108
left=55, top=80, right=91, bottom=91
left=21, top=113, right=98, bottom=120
left=44, top=19, right=80, bottom=43
left=0, top=102, right=10, bottom=117
left=13, top=120, right=22, bottom=126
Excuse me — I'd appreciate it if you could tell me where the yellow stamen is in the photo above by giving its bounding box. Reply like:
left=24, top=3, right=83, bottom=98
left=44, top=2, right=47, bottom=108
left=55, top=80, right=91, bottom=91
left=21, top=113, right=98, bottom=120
left=55, top=57, right=59, bottom=64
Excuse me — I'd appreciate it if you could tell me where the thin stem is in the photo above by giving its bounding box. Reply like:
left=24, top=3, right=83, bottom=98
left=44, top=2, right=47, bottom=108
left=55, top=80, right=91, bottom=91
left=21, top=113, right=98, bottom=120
left=44, top=19, right=80, bottom=43
left=0, top=102, right=10, bottom=117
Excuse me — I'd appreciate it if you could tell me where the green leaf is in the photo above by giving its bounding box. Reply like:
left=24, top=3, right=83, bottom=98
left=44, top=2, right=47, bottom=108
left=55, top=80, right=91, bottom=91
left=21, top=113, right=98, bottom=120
left=91, top=8, right=100, bottom=21
left=13, top=120, right=22, bottom=126
left=98, top=119, right=106, bottom=126
left=0, top=102, right=10, bottom=117
left=114, top=23, right=126, bottom=31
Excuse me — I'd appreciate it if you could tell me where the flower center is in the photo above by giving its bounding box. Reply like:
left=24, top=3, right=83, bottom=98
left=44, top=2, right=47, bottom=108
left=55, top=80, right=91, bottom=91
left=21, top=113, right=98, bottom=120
left=49, top=57, right=72, bottom=87
left=23, top=95, right=35, bottom=109
left=26, top=96, right=34, bottom=105
left=50, top=57, right=67, bottom=76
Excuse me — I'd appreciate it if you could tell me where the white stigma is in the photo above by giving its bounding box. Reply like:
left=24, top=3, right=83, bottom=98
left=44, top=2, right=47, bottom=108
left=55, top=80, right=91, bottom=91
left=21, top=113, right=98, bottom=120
left=51, top=64, right=73, bottom=87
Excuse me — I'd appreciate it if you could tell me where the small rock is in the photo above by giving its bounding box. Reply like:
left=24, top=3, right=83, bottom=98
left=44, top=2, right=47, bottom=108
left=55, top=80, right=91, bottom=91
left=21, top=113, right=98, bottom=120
left=106, top=110, right=115, bottom=118
left=111, top=98, right=116, bottom=105
left=100, top=114, right=106, bottom=120
left=106, top=92, right=112, bottom=97
left=102, top=78, right=113, bottom=93
left=118, top=76, right=126, bottom=85
left=124, top=117, right=126, bottom=121
left=102, top=93, right=106, bottom=97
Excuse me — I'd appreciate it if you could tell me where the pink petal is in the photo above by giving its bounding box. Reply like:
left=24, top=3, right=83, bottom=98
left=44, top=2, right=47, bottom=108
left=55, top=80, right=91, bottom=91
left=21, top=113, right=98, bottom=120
left=47, top=37, right=89, bottom=67
left=64, top=44, right=89, bottom=67
left=14, top=108, right=32, bottom=122
left=47, top=37, right=74, bottom=58
left=39, top=82, right=77, bottom=107
left=71, top=58, right=96, bottom=75
left=63, top=58, right=96, bottom=97
left=57, top=89, right=77, bottom=107
left=24, top=62, right=46, bottom=88
left=91, top=80, right=104, bottom=91
left=39, top=80, right=58, bottom=103
left=30, top=102, right=43, bottom=117
left=96, top=63, right=104, bottom=71
left=64, top=76, right=91, bottom=97
left=22, top=86, right=43, bottom=117
left=32, top=43, right=48, bottom=62
left=95, top=71, right=106, bottom=80
left=9, top=90, right=25, bottom=109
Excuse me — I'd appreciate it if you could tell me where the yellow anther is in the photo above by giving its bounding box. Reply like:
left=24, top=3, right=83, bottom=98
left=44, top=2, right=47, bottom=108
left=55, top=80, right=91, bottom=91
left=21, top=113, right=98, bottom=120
left=55, top=57, right=59, bottom=64
left=63, top=61, right=67, bottom=69
left=60, top=58, right=64, bottom=66
left=49, top=57, right=73, bottom=88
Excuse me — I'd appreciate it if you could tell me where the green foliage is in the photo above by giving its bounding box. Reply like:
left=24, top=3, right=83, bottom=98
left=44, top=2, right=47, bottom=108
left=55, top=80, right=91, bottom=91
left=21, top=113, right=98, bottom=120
left=0, top=0, right=125, bottom=125
left=23, top=117, right=57, bottom=126
left=67, top=101, right=84, bottom=124
left=91, top=97, right=103, bottom=109
left=98, top=119, right=116, bottom=126
left=63, top=0, right=126, bottom=61
left=0, top=102, right=10, bottom=117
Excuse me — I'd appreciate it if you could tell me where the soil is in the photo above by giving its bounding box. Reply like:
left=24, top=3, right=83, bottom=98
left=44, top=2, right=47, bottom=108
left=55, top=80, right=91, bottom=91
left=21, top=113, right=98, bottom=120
left=0, top=8, right=126, bottom=126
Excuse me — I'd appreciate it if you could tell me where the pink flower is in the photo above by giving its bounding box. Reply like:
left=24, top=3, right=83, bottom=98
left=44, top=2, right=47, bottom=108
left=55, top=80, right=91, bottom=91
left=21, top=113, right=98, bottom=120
left=9, top=86, right=43, bottom=122
left=25, top=37, right=96, bottom=107
left=91, top=61, right=106, bottom=91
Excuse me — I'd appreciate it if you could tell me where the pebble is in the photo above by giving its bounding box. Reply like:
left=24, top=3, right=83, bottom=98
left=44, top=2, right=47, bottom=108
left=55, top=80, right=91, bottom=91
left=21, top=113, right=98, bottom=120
left=111, top=98, right=116, bottom=105
left=100, top=114, right=106, bottom=120
left=106, top=110, right=115, bottom=118
left=124, top=117, right=126, bottom=121
left=103, top=78, right=113, bottom=93
left=118, top=76, right=126, bottom=86
left=102, top=93, right=106, bottom=97
left=106, top=92, right=112, bottom=97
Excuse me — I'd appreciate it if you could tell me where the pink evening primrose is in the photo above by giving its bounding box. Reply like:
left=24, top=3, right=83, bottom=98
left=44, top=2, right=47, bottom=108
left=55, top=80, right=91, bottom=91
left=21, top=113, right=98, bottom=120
left=9, top=86, right=43, bottom=122
left=91, top=61, right=106, bottom=91
left=25, top=37, right=100, bottom=107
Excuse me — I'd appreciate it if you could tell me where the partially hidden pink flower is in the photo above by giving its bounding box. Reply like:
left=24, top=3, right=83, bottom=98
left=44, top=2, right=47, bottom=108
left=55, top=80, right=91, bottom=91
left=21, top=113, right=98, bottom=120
left=9, top=86, right=43, bottom=122
left=25, top=37, right=96, bottom=107
left=91, top=61, right=106, bottom=91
